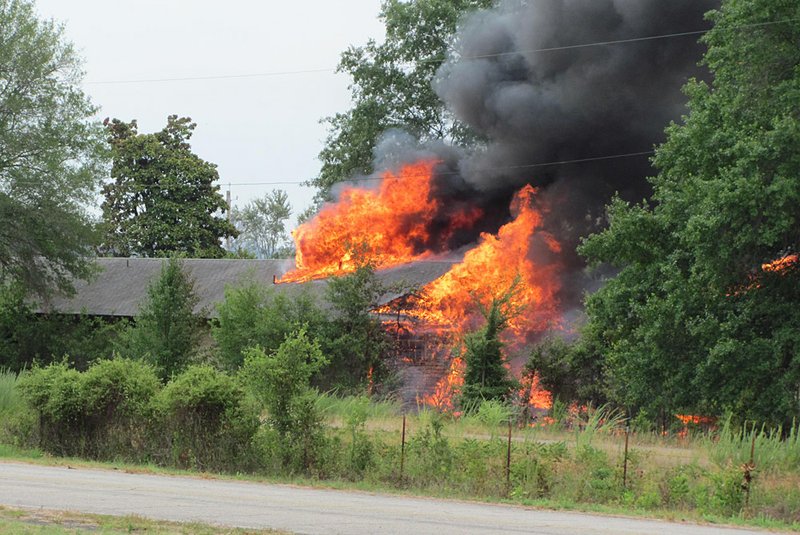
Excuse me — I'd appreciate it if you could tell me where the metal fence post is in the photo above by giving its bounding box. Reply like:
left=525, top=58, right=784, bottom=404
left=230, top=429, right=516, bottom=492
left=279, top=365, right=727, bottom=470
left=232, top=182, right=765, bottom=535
left=506, top=420, right=512, bottom=495
left=400, top=413, right=407, bottom=481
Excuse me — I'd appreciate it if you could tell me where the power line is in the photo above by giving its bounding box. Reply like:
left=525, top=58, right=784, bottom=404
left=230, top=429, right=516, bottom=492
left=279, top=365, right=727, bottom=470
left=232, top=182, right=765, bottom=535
left=2, top=149, right=655, bottom=189
left=86, top=68, right=334, bottom=85
left=297, top=150, right=656, bottom=186
left=84, top=18, right=798, bottom=86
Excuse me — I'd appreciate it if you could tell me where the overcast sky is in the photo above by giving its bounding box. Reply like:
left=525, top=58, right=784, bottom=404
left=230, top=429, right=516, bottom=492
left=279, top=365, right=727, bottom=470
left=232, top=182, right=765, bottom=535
left=34, top=0, right=386, bottom=228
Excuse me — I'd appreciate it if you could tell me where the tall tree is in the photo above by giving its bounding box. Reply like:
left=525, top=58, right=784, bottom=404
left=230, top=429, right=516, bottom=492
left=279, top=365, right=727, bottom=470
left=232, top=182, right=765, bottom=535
left=123, top=257, right=201, bottom=380
left=580, top=0, right=800, bottom=426
left=460, top=293, right=518, bottom=408
left=323, top=258, right=388, bottom=390
left=230, top=189, right=293, bottom=258
left=314, top=0, right=491, bottom=202
left=0, top=0, right=106, bottom=297
left=101, top=115, right=236, bottom=258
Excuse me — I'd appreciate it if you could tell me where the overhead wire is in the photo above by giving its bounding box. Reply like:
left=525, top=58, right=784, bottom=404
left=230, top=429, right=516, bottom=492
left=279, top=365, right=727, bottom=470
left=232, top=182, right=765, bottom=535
left=83, top=18, right=799, bottom=85
left=27, top=16, right=794, bottom=192
left=3, top=150, right=656, bottom=190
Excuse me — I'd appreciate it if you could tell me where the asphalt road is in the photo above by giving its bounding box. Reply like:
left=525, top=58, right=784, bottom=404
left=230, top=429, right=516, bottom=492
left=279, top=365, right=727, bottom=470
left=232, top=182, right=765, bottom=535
left=0, top=461, right=782, bottom=535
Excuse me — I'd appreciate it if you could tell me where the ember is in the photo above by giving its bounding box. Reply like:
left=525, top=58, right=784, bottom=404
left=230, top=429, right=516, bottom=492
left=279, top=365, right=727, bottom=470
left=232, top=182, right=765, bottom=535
left=761, top=253, right=798, bottom=273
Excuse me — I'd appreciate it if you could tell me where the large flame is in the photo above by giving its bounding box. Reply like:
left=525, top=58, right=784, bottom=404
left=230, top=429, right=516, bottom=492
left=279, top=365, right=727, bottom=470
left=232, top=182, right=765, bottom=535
left=401, top=184, right=561, bottom=339
left=283, top=159, right=562, bottom=412
left=281, top=160, right=480, bottom=282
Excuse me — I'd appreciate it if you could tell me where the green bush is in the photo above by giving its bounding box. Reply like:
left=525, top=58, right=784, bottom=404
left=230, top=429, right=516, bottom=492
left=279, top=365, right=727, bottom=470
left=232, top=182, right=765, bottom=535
left=407, top=412, right=453, bottom=487
left=17, top=362, right=84, bottom=456
left=152, top=364, right=259, bottom=471
left=240, top=330, right=329, bottom=473
left=512, top=442, right=559, bottom=499
left=213, top=280, right=325, bottom=371
left=695, top=464, right=746, bottom=517
left=80, top=358, right=161, bottom=458
left=16, top=359, right=160, bottom=458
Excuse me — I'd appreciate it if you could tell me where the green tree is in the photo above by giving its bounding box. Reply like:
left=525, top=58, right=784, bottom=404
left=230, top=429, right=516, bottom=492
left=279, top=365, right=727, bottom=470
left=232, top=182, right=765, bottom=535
left=460, top=297, right=517, bottom=408
left=212, top=279, right=326, bottom=370
left=240, top=329, right=328, bottom=471
left=314, top=0, right=491, bottom=201
left=0, top=0, right=106, bottom=297
left=124, top=257, right=201, bottom=380
left=579, top=0, right=800, bottom=426
left=230, top=189, right=293, bottom=258
left=525, top=332, right=606, bottom=407
left=101, top=115, right=236, bottom=258
left=323, top=259, right=388, bottom=390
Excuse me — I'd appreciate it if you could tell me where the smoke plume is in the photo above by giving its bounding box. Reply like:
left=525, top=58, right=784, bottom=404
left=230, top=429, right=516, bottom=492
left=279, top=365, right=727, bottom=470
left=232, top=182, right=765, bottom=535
left=425, top=0, right=718, bottom=301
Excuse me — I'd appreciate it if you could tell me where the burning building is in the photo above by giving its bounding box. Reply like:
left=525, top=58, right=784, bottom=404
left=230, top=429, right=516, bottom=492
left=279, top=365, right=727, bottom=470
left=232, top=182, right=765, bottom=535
left=44, top=0, right=720, bottom=411
left=278, top=0, right=718, bottom=409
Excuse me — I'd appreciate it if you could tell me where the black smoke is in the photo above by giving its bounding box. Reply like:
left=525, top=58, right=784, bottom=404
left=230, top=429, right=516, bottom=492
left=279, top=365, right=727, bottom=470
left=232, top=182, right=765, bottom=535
left=424, top=0, right=718, bottom=303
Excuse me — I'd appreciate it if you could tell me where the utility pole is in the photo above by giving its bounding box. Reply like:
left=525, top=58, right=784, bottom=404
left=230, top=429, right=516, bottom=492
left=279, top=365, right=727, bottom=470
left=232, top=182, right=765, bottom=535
left=225, top=186, right=232, bottom=251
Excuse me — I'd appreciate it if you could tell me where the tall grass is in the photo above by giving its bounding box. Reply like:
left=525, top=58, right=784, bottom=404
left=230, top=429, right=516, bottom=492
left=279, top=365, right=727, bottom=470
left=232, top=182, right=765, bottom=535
left=316, top=392, right=403, bottom=421
left=0, top=369, right=23, bottom=419
left=574, top=404, right=626, bottom=450
left=704, top=416, right=800, bottom=473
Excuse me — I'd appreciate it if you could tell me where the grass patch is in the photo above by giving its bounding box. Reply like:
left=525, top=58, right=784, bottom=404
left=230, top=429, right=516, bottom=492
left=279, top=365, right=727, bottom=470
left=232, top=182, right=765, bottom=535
left=0, top=506, right=288, bottom=534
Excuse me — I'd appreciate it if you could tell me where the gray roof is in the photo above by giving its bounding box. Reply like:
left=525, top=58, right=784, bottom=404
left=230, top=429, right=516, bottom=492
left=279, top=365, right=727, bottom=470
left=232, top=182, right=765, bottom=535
left=39, top=257, right=454, bottom=319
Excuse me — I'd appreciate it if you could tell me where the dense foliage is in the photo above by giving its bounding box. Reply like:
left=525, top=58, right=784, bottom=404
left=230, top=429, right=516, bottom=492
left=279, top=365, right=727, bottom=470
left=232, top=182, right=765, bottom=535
left=460, top=299, right=517, bottom=406
left=242, top=330, right=329, bottom=471
left=101, top=115, right=236, bottom=258
left=323, top=261, right=390, bottom=389
left=579, top=0, right=800, bottom=425
left=0, top=0, right=106, bottom=297
left=212, top=279, right=325, bottom=370
left=0, top=283, right=125, bottom=372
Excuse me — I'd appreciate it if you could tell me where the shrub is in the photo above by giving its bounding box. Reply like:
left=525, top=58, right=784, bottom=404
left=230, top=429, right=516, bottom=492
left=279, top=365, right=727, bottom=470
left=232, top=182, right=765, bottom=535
left=17, top=361, right=84, bottom=456
left=152, top=365, right=259, bottom=471
left=240, top=329, right=329, bottom=473
left=80, top=357, right=161, bottom=458
left=15, top=359, right=160, bottom=458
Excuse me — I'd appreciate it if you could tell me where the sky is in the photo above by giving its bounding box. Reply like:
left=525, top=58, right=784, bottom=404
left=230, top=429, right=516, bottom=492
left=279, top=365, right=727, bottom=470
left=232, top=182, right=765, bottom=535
left=34, top=0, right=386, bottom=228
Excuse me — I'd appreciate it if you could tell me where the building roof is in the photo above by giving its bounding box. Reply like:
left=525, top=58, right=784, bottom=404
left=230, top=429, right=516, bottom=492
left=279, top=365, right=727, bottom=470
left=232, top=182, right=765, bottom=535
left=39, top=257, right=454, bottom=319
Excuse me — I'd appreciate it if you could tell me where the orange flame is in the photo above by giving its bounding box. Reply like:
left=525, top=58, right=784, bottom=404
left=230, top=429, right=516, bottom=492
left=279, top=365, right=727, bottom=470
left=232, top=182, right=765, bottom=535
left=400, top=185, right=561, bottom=339
left=761, top=254, right=798, bottom=273
left=520, top=372, right=553, bottom=411
left=282, top=159, right=561, bottom=412
left=421, top=357, right=465, bottom=412
left=281, top=160, right=480, bottom=282
left=675, top=414, right=715, bottom=425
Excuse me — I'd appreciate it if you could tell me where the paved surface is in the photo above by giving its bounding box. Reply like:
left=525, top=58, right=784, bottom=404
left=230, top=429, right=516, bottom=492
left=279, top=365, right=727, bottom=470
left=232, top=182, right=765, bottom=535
left=0, top=461, right=780, bottom=535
